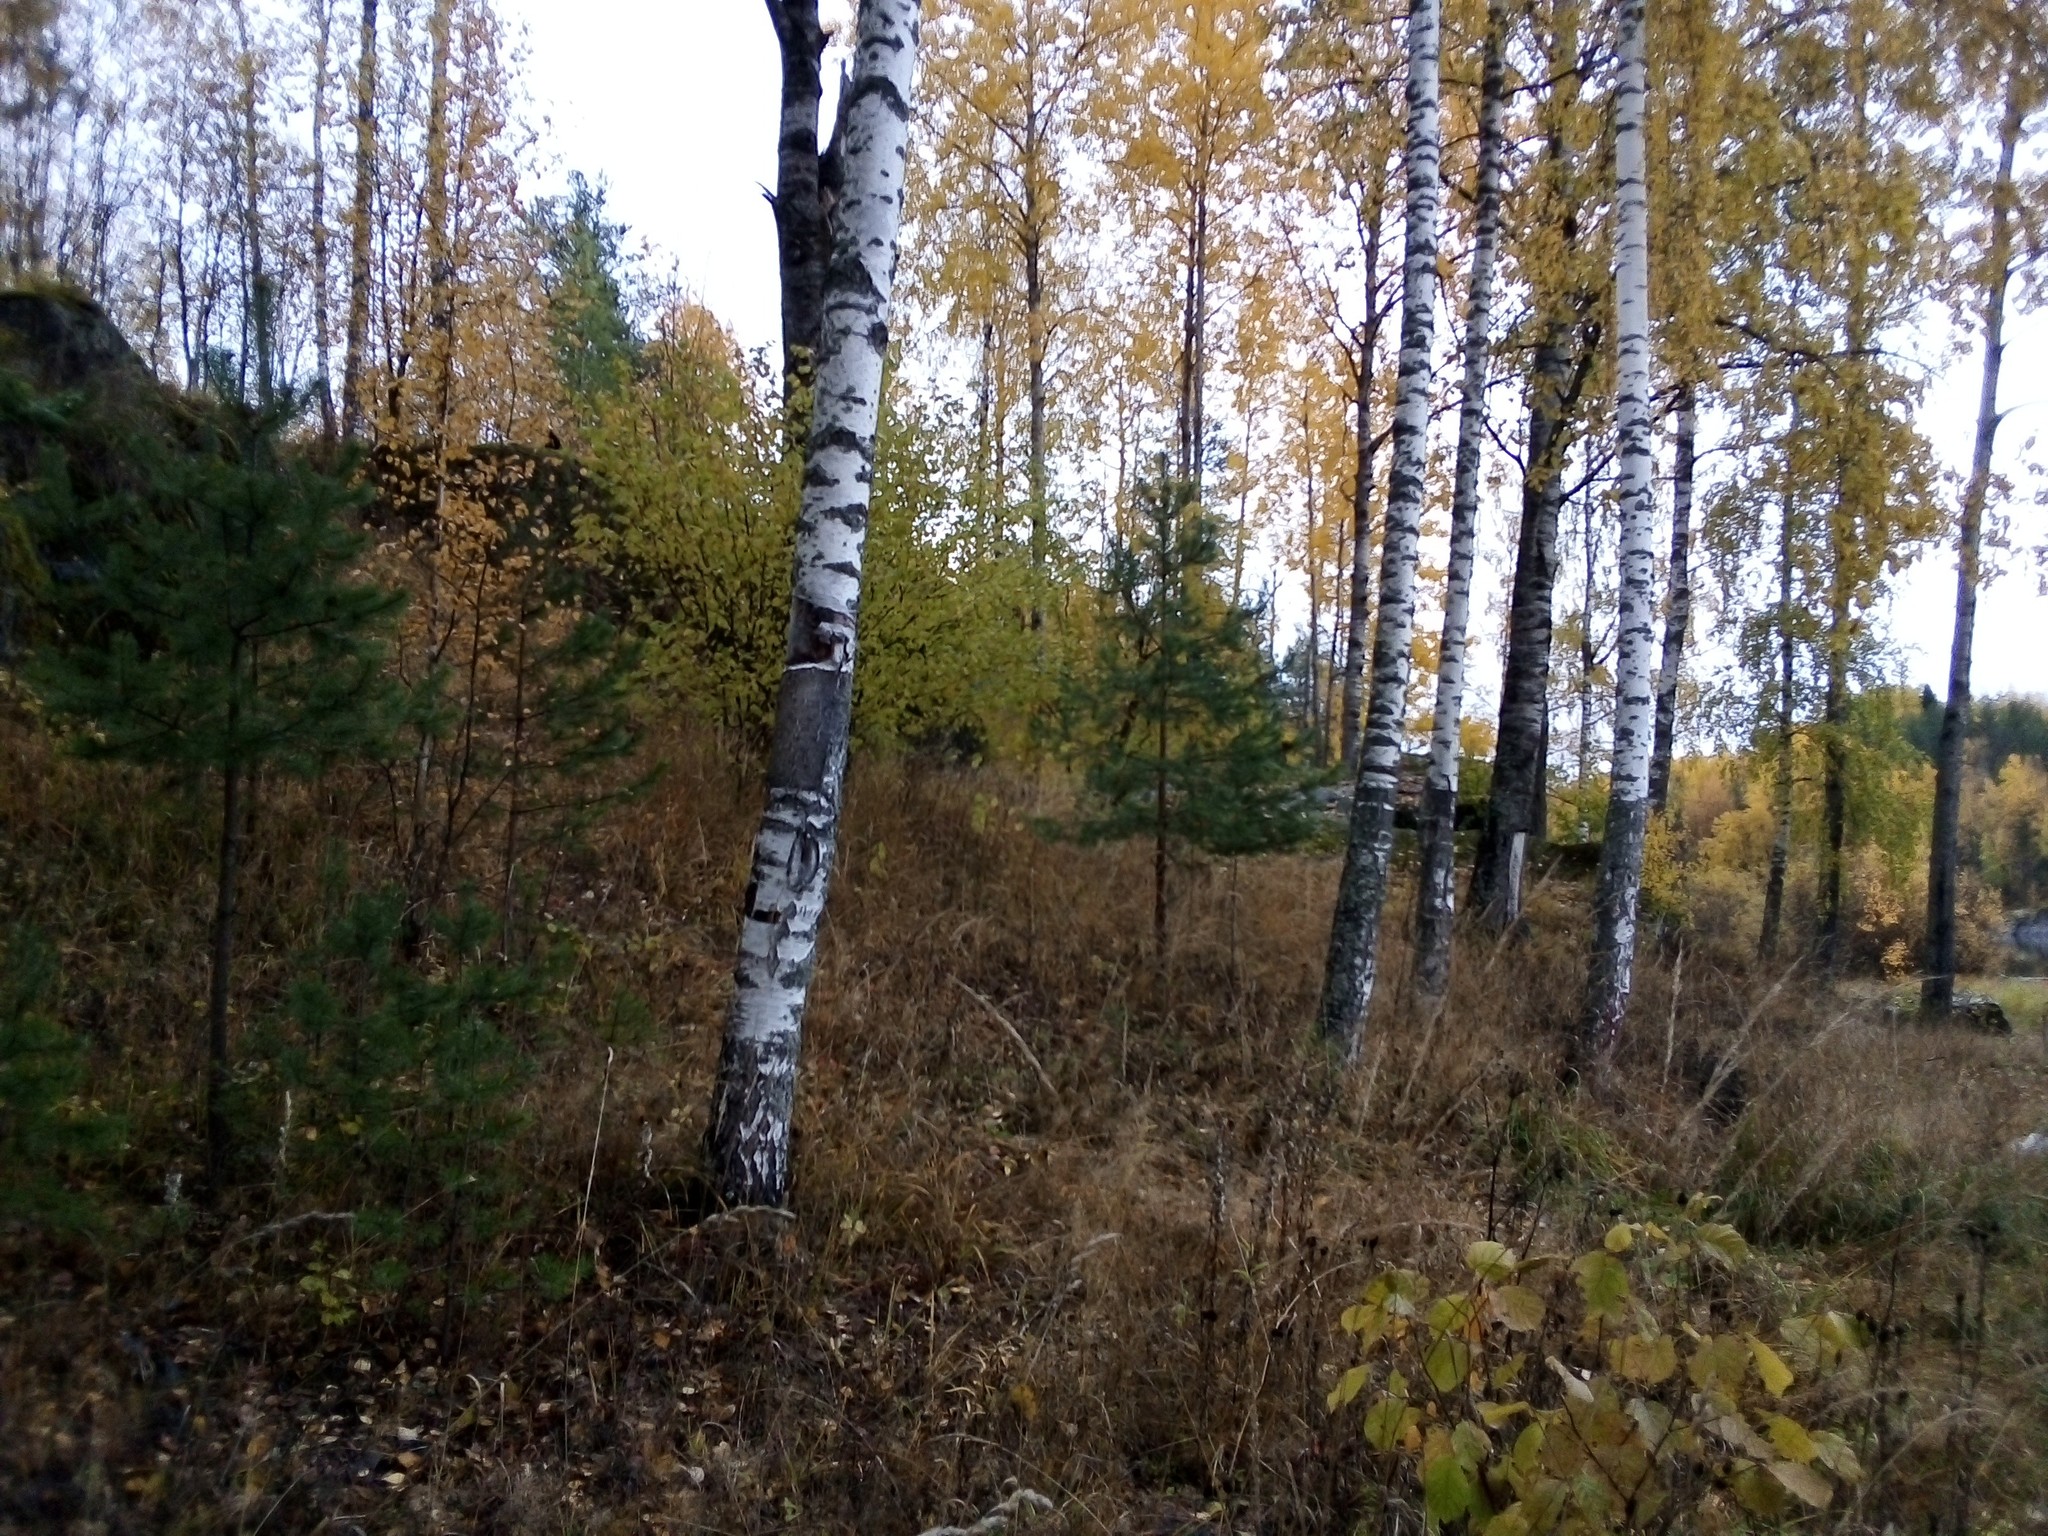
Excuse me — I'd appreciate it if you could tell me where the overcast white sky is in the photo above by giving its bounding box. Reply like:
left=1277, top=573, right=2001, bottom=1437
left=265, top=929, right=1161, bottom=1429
left=499, top=0, right=2044, bottom=707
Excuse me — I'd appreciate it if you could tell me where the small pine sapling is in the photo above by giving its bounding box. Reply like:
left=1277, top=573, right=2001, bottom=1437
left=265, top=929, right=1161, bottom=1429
left=1057, top=463, right=1321, bottom=954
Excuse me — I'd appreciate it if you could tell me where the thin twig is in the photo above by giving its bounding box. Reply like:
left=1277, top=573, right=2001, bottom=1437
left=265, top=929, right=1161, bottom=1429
left=951, top=977, right=1061, bottom=1104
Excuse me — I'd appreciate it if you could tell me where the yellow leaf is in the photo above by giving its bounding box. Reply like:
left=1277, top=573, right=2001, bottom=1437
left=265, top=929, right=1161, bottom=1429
left=1765, top=1414, right=1817, bottom=1463
left=1477, top=1400, right=1530, bottom=1427
left=1327, top=1363, right=1370, bottom=1412
left=1604, top=1223, right=1634, bottom=1253
left=1748, top=1335, right=1795, bottom=1397
left=1611, top=1332, right=1678, bottom=1385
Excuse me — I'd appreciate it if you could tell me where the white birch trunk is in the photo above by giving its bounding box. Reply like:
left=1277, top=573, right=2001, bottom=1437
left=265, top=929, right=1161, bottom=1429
left=1581, top=0, right=1655, bottom=1064
left=1318, top=0, right=1442, bottom=1060
left=1412, top=0, right=1507, bottom=1006
left=707, top=0, right=921, bottom=1209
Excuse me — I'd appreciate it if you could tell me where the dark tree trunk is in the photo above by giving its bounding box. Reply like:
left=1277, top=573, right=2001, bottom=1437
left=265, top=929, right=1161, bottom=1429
left=1923, top=77, right=2021, bottom=1015
left=1760, top=483, right=1796, bottom=962
left=1647, top=379, right=1696, bottom=811
left=765, top=0, right=830, bottom=434
left=1468, top=329, right=1578, bottom=927
left=206, top=686, right=245, bottom=1193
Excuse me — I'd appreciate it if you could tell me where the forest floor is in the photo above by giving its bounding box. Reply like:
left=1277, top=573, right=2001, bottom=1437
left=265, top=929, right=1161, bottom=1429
left=4, top=728, right=2048, bottom=1534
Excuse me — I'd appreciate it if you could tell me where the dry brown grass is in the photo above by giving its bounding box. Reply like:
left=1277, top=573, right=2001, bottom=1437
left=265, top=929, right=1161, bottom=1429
left=3, top=714, right=2047, bottom=1534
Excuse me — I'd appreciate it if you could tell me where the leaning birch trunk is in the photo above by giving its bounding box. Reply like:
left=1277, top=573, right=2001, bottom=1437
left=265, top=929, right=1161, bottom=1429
left=1579, top=0, right=1654, bottom=1065
left=1645, top=380, right=1695, bottom=811
left=1317, top=0, right=1442, bottom=1061
left=340, top=0, right=378, bottom=442
left=1923, top=73, right=2022, bottom=1016
left=1412, top=0, right=1507, bottom=1007
left=707, top=0, right=920, bottom=1209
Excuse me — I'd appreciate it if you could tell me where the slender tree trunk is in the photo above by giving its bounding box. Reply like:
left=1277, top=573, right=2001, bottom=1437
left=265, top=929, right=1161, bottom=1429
left=707, top=0, right=920, bottom=1209
left=1647, top=380, right=1695, bottom=809
left=1340, top=323, right=1376, bottom=771
left=1817, top=613, right=1847, bottom=965
left=340, top=0, right=378, bottom=442
left=765, top=0, right=828, bottom=435
left=1025, top=160, right=1049, bottom=627
left=1579, top=0, right=1655, bottom=1064
left=1468, top=11, right=1586, bottom=930
left=1923, top=78, right=2022, bottom=1015
left=420, top=0, right=457, bottom=443
left=1318, top=0, right=1442, bottom=1061
left=1412, top=0, right=1506, bottom=1005
left=1155, top=665, right=1170, bottom=959
left=310, top=0, right=337, bottom=444
left=1760, top=480, right=1796, bottom=960
left=1576, top=494, right=1596, bottom=802
left=229, top=0, right=273, bottom=407
left=206, top=671, right=245, bottom=1192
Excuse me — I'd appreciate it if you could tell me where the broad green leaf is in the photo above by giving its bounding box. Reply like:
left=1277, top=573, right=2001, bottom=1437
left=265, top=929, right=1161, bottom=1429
left=1769, top=1458, right=1833, bottom=1508
left=1483, top=1505, right=1530, bottom=1536
left=1429, top=1292, right=1481, bottom=1339
left=1603, top=1222, right=1634, bottom=1253
left=1425, top=1334, right=1473, bottom=1395
left=1466, top=1239, right=1516, bottom=1282
left=1570, top=1251, right=1630, bottom=1322
left=1511, top=1422, right=1545, bottom=1474
left=1363, top=1393, right=1414, bottom=1452
left=1695, top=1222, right=1750, bottom=1267
left=1452, top=1418, right=1491, bottom=1472
left=1493, top=1285, right=1547, bottom=1333
left=1423, top=1437, right=1477, bottom=1521
left=1748, top=1334, right=1795, bottom=1397
left=1327, top=1363, right=1370, bottom=1412
left=1490, top=1352, right=1529, bottom=1390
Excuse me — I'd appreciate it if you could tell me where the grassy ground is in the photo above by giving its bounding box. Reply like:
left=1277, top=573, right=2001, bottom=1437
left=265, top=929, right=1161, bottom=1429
left=4, top=722, right=2048, bottom=1534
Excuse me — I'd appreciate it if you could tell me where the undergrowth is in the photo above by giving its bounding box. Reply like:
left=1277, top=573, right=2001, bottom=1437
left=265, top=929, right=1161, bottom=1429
left=2, top=713, right=2045, bottom=1534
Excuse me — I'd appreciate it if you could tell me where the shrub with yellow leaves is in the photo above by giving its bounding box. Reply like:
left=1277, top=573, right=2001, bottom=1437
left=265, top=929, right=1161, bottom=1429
left=1327, top=1197, right=1865, bottom=1531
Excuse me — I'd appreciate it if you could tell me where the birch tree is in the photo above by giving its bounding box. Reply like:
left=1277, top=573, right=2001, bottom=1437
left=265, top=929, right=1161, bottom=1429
left=706, top=0, right=921, bottom=1210
left=1579, top=0, right=1653, bottom=1062
left=1317, top=0, right=1441, bottom=1060
left=1413, top=0, right=1507, bottom=1006
left=340, top=0, right=377, bottom=440
left=1924, top=16, right=2039, bottom=1013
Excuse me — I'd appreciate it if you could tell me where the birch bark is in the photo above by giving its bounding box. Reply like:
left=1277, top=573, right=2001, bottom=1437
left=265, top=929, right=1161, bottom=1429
left=1412, top=0, right=1507, bottom=1005
left=1317, top=0, right=1442, bottom=1060
left=1580, top=0, right=1655, bottom=1063
left=1924, top=71, right=2025, bottom=1014
left=707, top=0, right=921, bottom=1209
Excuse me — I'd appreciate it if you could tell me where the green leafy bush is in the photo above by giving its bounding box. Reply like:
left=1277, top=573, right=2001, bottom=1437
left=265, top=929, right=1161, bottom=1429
left=1329, top=1198, right=1868, bottom=1530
